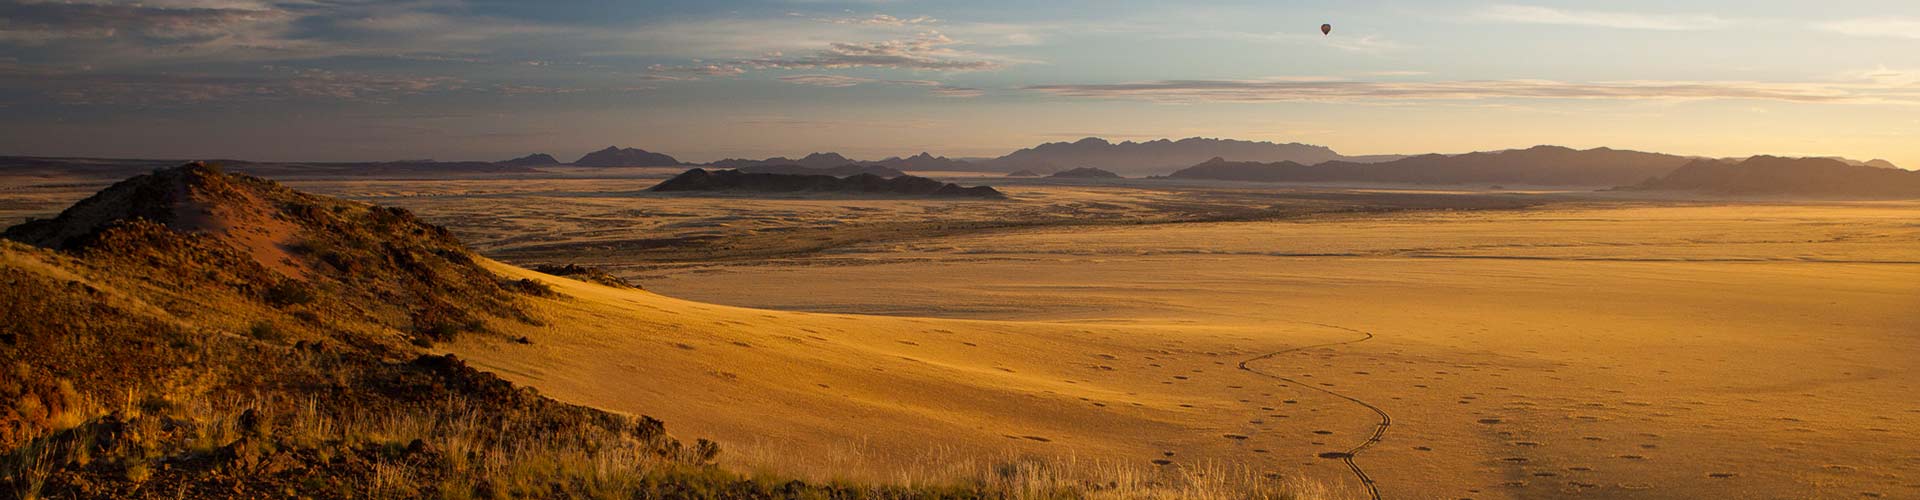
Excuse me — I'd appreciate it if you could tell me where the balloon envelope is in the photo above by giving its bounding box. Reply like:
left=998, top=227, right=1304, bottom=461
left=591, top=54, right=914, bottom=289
left=1321, top=24, right=1332, bottom=35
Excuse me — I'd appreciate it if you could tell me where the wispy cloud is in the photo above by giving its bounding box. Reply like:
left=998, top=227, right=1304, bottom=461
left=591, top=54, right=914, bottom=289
left=1475, top=4, right=1736, bottom=31
left=1023, top=77, right=1920, bottom=105
left=644, top=63, right=746, bottom=80
left=1818, top=17, right=1920, bottom=39
left=1155, top=29, right=1404, bottom=54
left=776, top=74, right=875, bottom=87
left=743, top=33, right=1003, bottom=71
left=776, top=74, right=983, bottom=97
left=36, top=68, right=465, bottom=106
left=824, top=14, right=937, bottom=26
left=926, top=86, right=983, bottom=98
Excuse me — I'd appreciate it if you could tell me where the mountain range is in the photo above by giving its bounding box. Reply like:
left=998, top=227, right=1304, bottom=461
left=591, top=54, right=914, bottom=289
left=1629, top=156, right=1920, bottom=198
left=651, top=168, right=1003, bottom=198
left=977, top=137, right=1404, bottom=175
left=1168, top=146, right=1693, bottom=186
left=706, top=152, right=972, bottom=171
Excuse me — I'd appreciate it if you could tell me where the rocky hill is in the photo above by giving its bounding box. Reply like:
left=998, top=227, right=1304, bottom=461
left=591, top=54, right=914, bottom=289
left=0, top=162, right=999, bottom=498
left=573, top=146, right=680, bottom=166
left=650, top=168, right=1004, bottom=198
left=1627, top=156, right=1920, bottom=198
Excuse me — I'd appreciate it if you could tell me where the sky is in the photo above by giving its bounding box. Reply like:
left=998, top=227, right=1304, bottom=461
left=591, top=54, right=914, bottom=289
left=1, top=0, right=1918, bottom=167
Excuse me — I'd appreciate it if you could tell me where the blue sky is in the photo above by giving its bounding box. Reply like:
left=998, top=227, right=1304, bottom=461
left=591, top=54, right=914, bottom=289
left=2, top=0, right=1917, bottom=166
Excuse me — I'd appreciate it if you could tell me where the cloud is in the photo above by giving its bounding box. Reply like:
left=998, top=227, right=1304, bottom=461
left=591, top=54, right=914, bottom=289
left=775, top=73, right=984, bottom=97
left=926, top=86, right=983, bottom=98
left=1022, top=77, right=1920, bottom=105
left=1818, top=18, right=1920, bottom=39
left=0, top=0, right=288, bottom=43
left=1475, top=4, right=1736, bottom=31
left=36, top=68, right=465, bottom=106
left=825, top=14, right=937, bottom=26
left=776, top=74, right=875, bottom=87
left=743, top=33, right=1003, bottom=71
left=493, top=84, right=587, bottom=96
left=1155, top=29, right=1404, bottom=54
left=645, top=63, right=746, bottom=80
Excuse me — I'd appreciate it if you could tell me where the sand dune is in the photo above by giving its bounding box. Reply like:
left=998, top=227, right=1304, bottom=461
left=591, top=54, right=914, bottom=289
left=452, top=259, right=1384, bottom=494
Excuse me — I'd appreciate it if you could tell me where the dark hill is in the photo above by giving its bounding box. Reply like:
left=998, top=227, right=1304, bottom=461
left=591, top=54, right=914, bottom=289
left=1169, top=146, right=1691, bottom=186
left=1049, top=167, right=1123, bottom=179
left=651, top=168, right=1004, bottom=198
left=736, top=164, right=906, bottom=177
left=1167, top=157, right=1316, bottom=182
left=1628, top=156, right=1920, bottom=198
left=499, top=153, right=560, bottom=166
left=4, top=162, right=522, bottom=340
left=573, top=146, right=680, bottom=166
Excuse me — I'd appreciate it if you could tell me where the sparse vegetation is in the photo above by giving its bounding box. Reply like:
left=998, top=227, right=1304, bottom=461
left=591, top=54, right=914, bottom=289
left=0, top=164, right=1320, bottom=499
left=532, top=263, right=641, bottom=289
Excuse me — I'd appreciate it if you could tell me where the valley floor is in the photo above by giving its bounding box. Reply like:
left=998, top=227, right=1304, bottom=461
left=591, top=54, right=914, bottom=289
left=8, top=173, right=1916, bottom=499
left=514, top=200, right=1920, bottom=499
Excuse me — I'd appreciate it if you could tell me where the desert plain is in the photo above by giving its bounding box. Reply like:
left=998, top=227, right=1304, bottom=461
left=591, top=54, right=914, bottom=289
left=5, top=173, right=1916, bottom=499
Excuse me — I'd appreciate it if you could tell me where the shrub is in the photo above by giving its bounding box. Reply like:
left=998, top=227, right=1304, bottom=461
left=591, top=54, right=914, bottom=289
left=247, top=321, right=284, bottom=342
left=263, top=280, right=316, bottom=307
left=502, top=278, right=556, bottom=297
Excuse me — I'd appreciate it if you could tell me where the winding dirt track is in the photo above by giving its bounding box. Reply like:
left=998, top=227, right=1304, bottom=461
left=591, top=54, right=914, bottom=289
left=1237, top=323, right=1392, bottom=500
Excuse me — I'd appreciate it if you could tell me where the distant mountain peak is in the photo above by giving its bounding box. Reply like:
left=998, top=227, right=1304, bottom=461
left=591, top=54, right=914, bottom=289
left=574, top=146, right=679, bottom=166
left=499, top=153, right=559, bottom=166
left=800, top=152, right=851, bottom=162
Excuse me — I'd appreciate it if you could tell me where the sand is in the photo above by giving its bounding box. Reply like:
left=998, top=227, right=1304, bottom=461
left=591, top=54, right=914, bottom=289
left=615, top=202, right=1920, bottom=499
left=8, top=172, right=1914, bottom=498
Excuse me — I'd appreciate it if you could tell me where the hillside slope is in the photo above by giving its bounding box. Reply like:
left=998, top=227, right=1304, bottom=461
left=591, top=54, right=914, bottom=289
left=0, top=163, right=1305, bottom=498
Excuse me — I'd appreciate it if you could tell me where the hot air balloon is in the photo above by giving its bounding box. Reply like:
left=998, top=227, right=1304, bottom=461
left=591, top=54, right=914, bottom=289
left=1321, top=23, right=1332, bottom=35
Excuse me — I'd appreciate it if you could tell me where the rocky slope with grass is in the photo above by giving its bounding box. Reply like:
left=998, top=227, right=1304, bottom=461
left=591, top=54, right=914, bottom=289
left=0, top=162, right=1046, bottom=498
